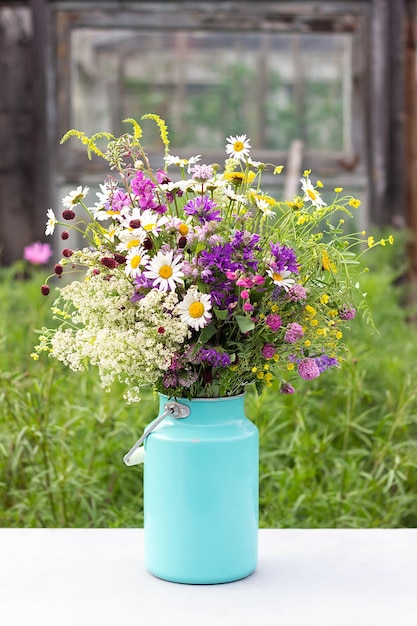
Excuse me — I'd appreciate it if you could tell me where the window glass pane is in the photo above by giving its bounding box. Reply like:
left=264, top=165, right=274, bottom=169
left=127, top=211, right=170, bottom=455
left=71, top=29, right=351, bottom=153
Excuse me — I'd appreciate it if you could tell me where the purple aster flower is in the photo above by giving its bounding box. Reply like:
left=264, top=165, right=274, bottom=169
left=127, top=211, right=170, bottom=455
left=269, top=242, right=299, bottom=274
left=298, top=358, right=321, bottom=381
left=338, top=305, right=356, bottom=321
left=285, top=323, right=304, bottom=343
left=266, top=313, right=282, bottom=331
left=287, top=284, right=307, bottom=302
left=315, top=355, right=339, bottom=373
left=184, top=196, right=221, bottom=223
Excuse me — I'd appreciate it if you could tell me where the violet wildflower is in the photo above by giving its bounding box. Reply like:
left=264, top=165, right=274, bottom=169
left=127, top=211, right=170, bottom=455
left=287, top=284, right=307, bottom=302
left=261, top=343, right=276, bottom=359
left=269, top=242, right=299, bottom=274
left=315, top=355, right=338, bottom=373
left=178, top=370, right=198, bottom=387
left=285, top=323, right=304, bottom=343
left=280, top=382, right=295, bottom=394
left=338, top=305, right=356, bottom=320
left=199, top=348, right=231, bottom=367
left=163, top=372, right=178, bottom=388
left=191, top=164, right=213, bottom=181
left=298, top=358, right=321, bottom=380
left=184, top=196, right=221, bottom=223
left=243, top=302, right=254, bottom=312
left=266, top=313, right=282, bottom=331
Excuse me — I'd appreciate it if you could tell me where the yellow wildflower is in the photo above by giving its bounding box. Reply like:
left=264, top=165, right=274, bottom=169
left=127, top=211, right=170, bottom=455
left=320, top=294, right=330, bottom=305
left=388, top=235, right=394, bottom=245
left=349, top=198, right=361, bottom=208
left=305, top=305, right=317, bottom=317
left=316, top=180, right=324, bottom=188
left=287, top=363, right=294, bottom=371
left=367, top=236, right=375, bottom=248
left=334, top=187, right=343, bottom=193
left=257, top=371, right=264, bottom=380
left=322, top=250, right=337, bottom=273
left=336, top=331, right=343, bottom=339
left=304, top=340, right=311, bottom=347
left=274, top=165, right=284, bottom=174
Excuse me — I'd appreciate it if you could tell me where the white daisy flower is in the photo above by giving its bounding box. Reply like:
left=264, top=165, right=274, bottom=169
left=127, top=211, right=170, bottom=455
left=267, top=268, right=296, bottom=291
left=125, top=247, right=150, bottom=278
left=92, top=184, right=112, bottom=221
left=144, top=250, right=184, bottom=292
left=62, top=185, right=89, bottom=208
left=300, top=177, right=327, bottom=209
left=256, top=197, right=274, bottom=217
left=45, top=208, right=57, bottom=236
left=136, top=210, right=168, bottom=237
left=177, top=289, right=212, bottom=330
left=246, top=156, right=263, bottom=168
left=116, top=229, right=147, bottom=253
left=225, top=134, right=251, bottom=161
left=164, top=154, right=201, bottom=173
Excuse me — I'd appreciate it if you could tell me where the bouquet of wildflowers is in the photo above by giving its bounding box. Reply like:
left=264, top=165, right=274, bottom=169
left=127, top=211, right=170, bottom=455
left=34, top=114, right=391, bottom=402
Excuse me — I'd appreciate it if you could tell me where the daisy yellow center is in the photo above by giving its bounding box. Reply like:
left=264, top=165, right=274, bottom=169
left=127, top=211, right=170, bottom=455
left=178, top=223, right=189, bottom=236
left=189, top=302, right=204, bottom=318
left=127, top=239, right=140, bottom=249
left=144, top=223, right=156, bottom=231
left=72, top=194, right=84, bottom=204
left=307, top=189, right=317, bottom=201
left=272, top=272, right=283, bottom=282
left=159, top=265, right=173, bottom=279
left=131, top=255, right=141, bottom=269
left=233, top=141, right=244, bottom=152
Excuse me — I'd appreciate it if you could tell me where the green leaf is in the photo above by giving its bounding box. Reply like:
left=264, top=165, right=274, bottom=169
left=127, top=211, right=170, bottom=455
left=235, top=315, right=255, bottom=333
left=198, top=322, right=217, bottom=345
left=214, top=308, right=228, bottom=320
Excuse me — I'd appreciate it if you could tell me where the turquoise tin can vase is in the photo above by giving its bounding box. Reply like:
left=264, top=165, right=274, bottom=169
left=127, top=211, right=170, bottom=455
left=138, top=394, right=259, bottom=584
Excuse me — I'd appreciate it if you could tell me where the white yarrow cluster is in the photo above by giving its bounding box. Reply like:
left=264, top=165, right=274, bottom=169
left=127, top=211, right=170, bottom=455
left=49, top=275, right=189, bottom=402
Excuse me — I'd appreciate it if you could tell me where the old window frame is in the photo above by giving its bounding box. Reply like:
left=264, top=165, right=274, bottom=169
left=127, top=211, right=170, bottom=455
left=52, top=1, right=369, bottom=187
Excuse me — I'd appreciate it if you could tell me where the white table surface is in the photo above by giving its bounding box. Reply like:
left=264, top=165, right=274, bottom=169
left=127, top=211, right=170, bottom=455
left=0, top=529, right=416, bottom=626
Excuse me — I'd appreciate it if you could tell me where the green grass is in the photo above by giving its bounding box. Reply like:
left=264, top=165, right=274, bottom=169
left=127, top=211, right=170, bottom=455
left=1, top=244, right=417, bottom=528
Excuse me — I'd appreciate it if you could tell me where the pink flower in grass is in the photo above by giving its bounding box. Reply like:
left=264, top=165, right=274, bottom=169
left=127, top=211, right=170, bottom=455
left=23, top=242, right=53, bottom=265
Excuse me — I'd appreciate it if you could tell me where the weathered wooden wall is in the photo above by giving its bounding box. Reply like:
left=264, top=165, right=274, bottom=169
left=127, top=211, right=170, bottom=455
left=0, top=7, right=34, bottom=265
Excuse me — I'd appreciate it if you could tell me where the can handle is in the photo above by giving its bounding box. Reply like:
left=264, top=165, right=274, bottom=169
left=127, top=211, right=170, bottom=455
left=123, top=401, right=190, bottom=466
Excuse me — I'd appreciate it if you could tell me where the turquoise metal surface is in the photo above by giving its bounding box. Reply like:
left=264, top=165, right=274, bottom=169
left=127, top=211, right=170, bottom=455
left=143, top=394, right=259, bottom=584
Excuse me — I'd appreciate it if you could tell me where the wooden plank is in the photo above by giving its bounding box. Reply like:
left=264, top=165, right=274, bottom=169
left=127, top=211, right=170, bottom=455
left=284, top=140, right=304, bottom=201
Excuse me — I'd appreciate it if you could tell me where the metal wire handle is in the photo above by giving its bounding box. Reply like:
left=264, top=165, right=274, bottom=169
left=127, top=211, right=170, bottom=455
left=123, top=401, right=190, bottom=466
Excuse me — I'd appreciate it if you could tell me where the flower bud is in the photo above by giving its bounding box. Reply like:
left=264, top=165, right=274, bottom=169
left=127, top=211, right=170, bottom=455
left=62, top=209, right=76, bottom=220
left=61, top=231, right=69, bottom=240
left=41, top=284, right=50, bottom=296
left=62, top=248, right=73, bottom=258
left=54, top=264, right=63, bottom=275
